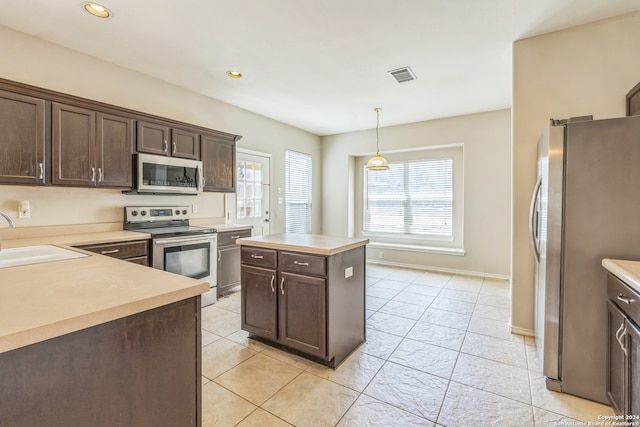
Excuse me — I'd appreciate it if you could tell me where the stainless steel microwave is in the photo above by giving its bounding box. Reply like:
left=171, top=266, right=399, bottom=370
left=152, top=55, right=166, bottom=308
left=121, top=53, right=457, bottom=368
left=135, top=153, right=203, bottom=195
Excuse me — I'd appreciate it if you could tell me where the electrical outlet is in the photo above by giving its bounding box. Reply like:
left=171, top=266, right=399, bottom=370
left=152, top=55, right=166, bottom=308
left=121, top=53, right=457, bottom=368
left=345, top=266, right=353, bottom=279
left=19, top=200, right=30, bottom=219
left=378, top=251, right=384, bottom=259
left=192, top=204, right=198, bottom=214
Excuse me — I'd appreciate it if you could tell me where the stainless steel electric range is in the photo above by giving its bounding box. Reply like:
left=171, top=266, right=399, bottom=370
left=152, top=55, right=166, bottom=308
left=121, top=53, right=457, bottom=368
left=124, top=206, right=217, bottom=306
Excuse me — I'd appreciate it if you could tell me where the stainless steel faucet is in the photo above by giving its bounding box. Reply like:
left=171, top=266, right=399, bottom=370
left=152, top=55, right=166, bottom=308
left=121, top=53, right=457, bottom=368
left=0, top=210, right=16, bottom=251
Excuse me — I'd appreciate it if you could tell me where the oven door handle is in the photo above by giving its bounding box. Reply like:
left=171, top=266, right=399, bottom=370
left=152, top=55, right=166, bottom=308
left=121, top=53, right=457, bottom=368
left=154, top=236, right=214, bottom=246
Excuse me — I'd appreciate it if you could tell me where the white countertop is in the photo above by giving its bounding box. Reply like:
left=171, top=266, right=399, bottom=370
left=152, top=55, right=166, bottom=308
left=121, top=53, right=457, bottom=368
left=602, top=258, right=640, bottom=294
left=236, top=233, right=369, bottom=256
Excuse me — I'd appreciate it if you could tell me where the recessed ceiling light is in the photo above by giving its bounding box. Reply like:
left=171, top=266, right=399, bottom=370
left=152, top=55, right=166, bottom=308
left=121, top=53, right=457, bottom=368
left=82, top=2, right=111, bottom=18
left=226, top=70, right=243, bottom=79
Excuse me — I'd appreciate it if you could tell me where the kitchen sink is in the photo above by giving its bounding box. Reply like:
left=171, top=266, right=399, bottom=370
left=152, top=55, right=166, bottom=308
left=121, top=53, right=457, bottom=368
left=0, top=245, right=88, bottom=268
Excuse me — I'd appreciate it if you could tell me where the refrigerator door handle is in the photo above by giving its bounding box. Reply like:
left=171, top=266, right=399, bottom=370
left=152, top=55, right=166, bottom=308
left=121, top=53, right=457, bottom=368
left=529, top=175, right=542, bottom=263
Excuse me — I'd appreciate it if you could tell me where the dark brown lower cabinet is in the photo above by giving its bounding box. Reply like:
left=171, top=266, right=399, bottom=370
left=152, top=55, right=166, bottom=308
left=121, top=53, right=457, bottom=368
left=0, top=297, right=202, bottom=427
left=240, top=245, right=365, bottom=367
left=607, top=273, right=640, bottom=417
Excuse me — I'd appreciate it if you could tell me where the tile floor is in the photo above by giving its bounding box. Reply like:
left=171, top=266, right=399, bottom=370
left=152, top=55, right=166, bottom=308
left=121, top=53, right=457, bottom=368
left=200, top=264, right=614, bottom=427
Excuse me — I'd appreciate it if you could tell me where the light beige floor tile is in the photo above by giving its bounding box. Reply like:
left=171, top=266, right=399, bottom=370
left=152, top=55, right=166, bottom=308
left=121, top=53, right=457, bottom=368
left=202, top=381, right=256, bottom=427
left=445, top=275, right=483, bottom=293
left=363, top=361, right=448, bottom=421
left=467, top=316, right=524, bottom=343
left=480, top=278, right=510, bottom=297
left=525, top=336, right=542, bottom=373
left=429, top=297, right=475, bottom=315
left=201, top=310, right=241, bottom=337
left=201, top=305, right=230, bottom=322
left=361, top=328, right=404, bottom=359
left=337, top=394, right=435, bottom=427
left=366, top=309, right=376, bottom=319
left=452, top=353, right=531, bottom=404
left=412, top=271, right=452, bottom=287
left=367, top=265, right=397, bottom=278
left=367, top=311, right=417, bottom=337
left=202, top=329, right=222, bottom=347
left=461, top=332, right=528, bottom=368
left=437, top=288, right=479, bottom=303
left=263, top=372, right=359, bottom=427
left=306, top=349, right=384, bottom=392
left=529, top=371, right=615, bottom=422
left=366, top=295, right=388, bottom=311
left=214, top=353, right=302, bottom=405
left=236, top=408, right=293, bottom=427
left=388, top=268, right=424, bottom=282
left=438, top=381, right=534, bottom=427
left=260, top=346, right=317, bottom=370
left=418, top=308, right=471, bottom=331
left=366, top=276, right=381, bottom=287
left=407, top=321, right=466, bottom=351
left=378, top=300, right=427, bottom=320
left=392, top=291, right=436, bottom=307
left=202, top=338, right=257, bottom=380
left=214, top=292, right=241, bottom=313
left=373, top=278, right=411, bottom=291
left=403, top=284, right=443, bottom=297
left=472, top=303, right=511, bottom=322
left=533, top=407, right=582, bottom=427
left=477, top=293, right=510, bottom=309
left=367, top=285, right=401, bottom=300
left=225, top=329, right=269, bottom=352
left=389, top=338, right=459, bottom=379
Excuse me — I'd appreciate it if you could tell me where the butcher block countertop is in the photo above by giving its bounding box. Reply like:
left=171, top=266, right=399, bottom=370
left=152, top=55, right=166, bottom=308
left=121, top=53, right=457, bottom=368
left=0, top=225, right=208, bottom=354
left=236, top=233, right=369, bottom=256
left=602, top=258, right=640, bottom=294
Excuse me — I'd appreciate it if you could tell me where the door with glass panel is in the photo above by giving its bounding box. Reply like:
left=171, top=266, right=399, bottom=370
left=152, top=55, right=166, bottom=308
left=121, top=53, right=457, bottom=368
left=227, top=149, right=271, bottom=236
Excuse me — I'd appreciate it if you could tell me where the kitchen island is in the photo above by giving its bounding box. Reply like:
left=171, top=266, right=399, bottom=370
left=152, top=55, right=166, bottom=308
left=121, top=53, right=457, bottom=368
left=237, top=233, right=368, bottom=367
left=0, top=244, right=208, bottom=427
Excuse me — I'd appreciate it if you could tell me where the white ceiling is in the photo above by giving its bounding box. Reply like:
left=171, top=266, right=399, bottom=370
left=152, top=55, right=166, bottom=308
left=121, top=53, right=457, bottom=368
left=1, top=0, right=640, bottom=135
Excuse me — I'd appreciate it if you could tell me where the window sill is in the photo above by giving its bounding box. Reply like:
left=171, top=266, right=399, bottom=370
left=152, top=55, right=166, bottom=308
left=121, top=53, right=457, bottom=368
left=367, top=242, right=465, bottom=256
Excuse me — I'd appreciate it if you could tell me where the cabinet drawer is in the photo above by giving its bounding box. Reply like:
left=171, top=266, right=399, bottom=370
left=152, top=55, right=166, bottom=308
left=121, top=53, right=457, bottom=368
left=241, top=247, right=277, bottom=268
left=218, top=229, right=252, bottom=247
left=76, top=240, right=148, bottom=260
left=280, top=252, right=326, bottom=276
left=608, top=273, right=640, bottom=325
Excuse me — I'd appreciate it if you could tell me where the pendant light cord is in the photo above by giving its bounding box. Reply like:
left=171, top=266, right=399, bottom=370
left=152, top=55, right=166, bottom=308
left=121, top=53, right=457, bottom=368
left=375, top=107, right=381, bottom=154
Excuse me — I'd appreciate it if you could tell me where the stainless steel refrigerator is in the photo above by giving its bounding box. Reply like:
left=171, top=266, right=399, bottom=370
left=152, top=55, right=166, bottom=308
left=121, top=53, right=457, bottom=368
left=530, top=115, right=640, bottom=404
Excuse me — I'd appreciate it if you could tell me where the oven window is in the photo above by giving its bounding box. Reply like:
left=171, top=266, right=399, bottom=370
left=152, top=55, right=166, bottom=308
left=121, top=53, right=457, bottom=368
left=164, top=242, right=210, bottom=279
left=142, top=163, right=198, bottom=188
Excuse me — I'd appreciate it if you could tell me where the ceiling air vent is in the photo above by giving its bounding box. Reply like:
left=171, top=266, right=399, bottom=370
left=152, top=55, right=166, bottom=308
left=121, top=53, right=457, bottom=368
left=388, top=67, right=417, bottom=83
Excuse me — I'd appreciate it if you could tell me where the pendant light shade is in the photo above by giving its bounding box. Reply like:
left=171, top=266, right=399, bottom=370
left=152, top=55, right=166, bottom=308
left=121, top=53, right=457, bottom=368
left=366, top=107, right=389, bottom=170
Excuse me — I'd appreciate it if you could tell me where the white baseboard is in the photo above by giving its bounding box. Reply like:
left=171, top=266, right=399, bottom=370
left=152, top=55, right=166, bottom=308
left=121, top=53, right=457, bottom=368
left=509, top=323, right=534, bottom=337
left=366, top=259, right=510, bottom=280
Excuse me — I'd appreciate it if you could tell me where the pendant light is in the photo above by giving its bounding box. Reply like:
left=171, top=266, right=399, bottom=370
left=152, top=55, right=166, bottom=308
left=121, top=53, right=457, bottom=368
left=366, top=107, right=389, bottom=170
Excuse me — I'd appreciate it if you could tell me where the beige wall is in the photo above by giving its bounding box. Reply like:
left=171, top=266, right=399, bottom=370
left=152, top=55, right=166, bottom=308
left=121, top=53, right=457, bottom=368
left=511, top=12, right=640, bottom=333
left=322, top=109, right=511, bottom=277
left=0, top=25, right=321, bottom=233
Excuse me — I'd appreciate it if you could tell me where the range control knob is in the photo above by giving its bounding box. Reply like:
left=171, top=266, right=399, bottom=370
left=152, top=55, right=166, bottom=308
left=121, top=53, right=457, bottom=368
left=182, top=209, right=188, bottom=215
left=140, top=210, right=147, bottom=216
left=175, top=210, right=180, bottom=215
left=131, top=210, right=138, bottom=216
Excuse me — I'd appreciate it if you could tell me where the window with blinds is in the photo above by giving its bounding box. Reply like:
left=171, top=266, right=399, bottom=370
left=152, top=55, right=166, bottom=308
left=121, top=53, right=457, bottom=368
left=285, top=150, right=312, bottom=234
left=364, top=158, right=453, bottom=237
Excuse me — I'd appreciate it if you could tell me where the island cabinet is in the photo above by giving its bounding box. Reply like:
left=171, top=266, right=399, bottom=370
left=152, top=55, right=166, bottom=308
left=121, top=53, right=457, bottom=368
left=137, top=120, right=200, bottom=160
left=0, top=90, right=49, bottom=185
left=238, top=233, right=368, bottom=367
left=605, top=270, right=640, bottom=417
left=52, top=102, right=134, bottom=188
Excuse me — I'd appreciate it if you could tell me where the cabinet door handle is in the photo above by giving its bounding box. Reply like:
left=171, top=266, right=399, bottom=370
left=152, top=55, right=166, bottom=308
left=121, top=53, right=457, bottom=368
left=294, top=261, right=309, bottom=266
left=251, top=254, right=264, bottom=259
left=619, top=327, right=628, bottom=356
left=98, top=167, right=103, bottom=182
left=91, top=167, right=96, bottom=182
left=615, top=322, right=625, bottom=343
left=100, top=249, right=119, bottom=255
left=231, top=235, right=240, bottom=239
left=617, top=294, right=633, bottom=305
left=163, top=140, right=168, bottom=153
left=172, top=141, right=177, bottom=154
left=39, top=162, right=44, bottom=181
left=270, top=275, right=275, bottom=293
left=218, top=250, right=221, bottom=261
left=280, top=277, right=285, bottom=295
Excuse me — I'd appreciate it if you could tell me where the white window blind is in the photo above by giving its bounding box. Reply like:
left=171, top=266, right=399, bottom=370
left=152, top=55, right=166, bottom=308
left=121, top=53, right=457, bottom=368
left=364, top=158, right=453, bottom=237
left=285, top=150, right=312, bottom=234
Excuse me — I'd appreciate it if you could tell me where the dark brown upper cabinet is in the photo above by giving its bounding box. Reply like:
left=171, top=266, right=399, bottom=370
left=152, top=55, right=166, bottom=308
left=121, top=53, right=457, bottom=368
left=137, top=120, right=200, bottom=160
left=52, top=103, right=133, bottom=188
left=0, top=90, right=49, bottom=185
left=201, top=133, right=235, bottom=192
